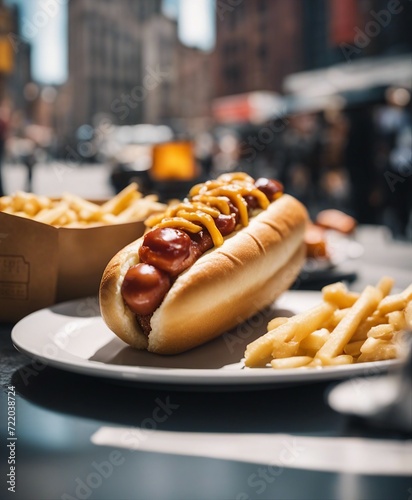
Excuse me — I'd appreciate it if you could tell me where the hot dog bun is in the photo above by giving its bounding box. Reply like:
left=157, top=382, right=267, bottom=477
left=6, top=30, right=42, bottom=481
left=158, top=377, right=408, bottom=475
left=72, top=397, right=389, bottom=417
left=100, top=193, right=307, bottom=354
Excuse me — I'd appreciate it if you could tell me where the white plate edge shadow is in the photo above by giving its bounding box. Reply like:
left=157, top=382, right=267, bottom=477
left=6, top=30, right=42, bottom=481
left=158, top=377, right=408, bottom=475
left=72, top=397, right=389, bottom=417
left=11, top=292, right=402, bottom=386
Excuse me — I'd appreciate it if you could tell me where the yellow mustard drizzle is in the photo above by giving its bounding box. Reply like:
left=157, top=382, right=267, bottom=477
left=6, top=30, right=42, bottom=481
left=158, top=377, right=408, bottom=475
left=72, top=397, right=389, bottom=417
left=208, top=187, right=249, bottom=227
left=177, top=210, right=224, bottom=246
left=146, top=172, right=272, bottom=248
left=191, top=195, right=231, bottom=215
left=154, top=217, right=202, bottom=233
left=167, top=202, right=220, bottom=218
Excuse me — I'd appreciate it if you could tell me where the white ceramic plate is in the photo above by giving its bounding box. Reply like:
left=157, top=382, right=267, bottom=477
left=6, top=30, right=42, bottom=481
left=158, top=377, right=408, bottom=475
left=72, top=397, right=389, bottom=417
left=12, top=291, right=401, bottom=388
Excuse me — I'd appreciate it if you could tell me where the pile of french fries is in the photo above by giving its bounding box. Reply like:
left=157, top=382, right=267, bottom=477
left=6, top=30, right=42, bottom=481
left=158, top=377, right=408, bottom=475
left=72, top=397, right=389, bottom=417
left=245, top=277, right=412, bottom=369
left=0, top=183, right=166, bottom=227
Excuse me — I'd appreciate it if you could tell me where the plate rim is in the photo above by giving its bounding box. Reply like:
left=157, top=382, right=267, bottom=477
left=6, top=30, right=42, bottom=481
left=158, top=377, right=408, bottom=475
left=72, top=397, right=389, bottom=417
left=11, top=292, right=402, bottom=387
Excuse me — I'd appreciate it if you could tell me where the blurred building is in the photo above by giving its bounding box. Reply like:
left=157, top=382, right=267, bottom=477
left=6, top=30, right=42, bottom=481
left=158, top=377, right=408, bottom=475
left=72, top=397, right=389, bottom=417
left=142, top=14, right=179, bottom=127
left=285, top=0, right=412, bottom=109
left=141, top=13, right=213, bottom=135
left=66, top=0, right=214, bottom=150
left=213, top=0, right=303, bottom=97
left=68, top=0, right=162, bottom=139
left=0, top=0, right=32, bottom=110
left=0, top=0, right=13, bottom=98
left=177, top=43, right=213, bottom=134
left=301, top=0, right=412, bottom=69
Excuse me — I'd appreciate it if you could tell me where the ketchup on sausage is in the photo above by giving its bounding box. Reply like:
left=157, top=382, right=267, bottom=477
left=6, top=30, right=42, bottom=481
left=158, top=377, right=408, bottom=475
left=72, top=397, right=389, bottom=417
left=121, top=176, right=283, bottom=321
left=121, top=263, right=171, bottom=316
left=139, top=227, right=196, bottom=276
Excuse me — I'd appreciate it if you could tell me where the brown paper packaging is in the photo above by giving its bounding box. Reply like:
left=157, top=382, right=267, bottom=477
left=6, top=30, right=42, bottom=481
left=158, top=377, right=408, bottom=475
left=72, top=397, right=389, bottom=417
left=0, top=212, right=145, bottom=322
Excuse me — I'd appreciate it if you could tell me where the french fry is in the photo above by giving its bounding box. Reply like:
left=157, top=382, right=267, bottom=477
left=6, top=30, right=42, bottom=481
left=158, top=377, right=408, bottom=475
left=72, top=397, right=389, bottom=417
left=11, top=191, right=29, bottom=212
left=34, top=201, right=69, bottom=224
left=343, top=340, right=364, bottom=357
left=245, top=278, right=410, bottom=370
left=315, top=285, right=382, bottom=363
left=0, top=195, right=12, bottom=210
left=325, top=308, right=349, bottom=330
left=367, top=324, right=394, bottom=340
left=115, top=196, right=164, bottom=223
left=23, top=200, right=40, bottom=217
left=271, top=340, right=299, bottom=359
left=62, top=193, right=102, bottom=221
left=270, top=356, right=313, bottom=369
left=244, top=302, right=336, bottom=367
left=37, top=195, right=52, bottom=210
left=387, top=311, right=406, bottom=331
left=378, top=284, right=412, bottom=315
left=17, top=193, right=42, bottom=217
left=115, top=199, right=145, bottom=222
left=322, top=282, right=359, bottom=308
left=267, top=317, right=289, bottom=331
left=100, top=213, right=119, bottom=224
left=350, top=312, right=388, bottom=342
left=1, top=186, right=166, bottom=227
left=299, top=328, right=329, bottom=356
left=358, top=338, right=398, bottom=362
left=405, top=301, right=412, bottom=330
left=325, top=354, right=354, bottom=366
left=54, top=208, right=78, bottom=227
left=100, top=183, right=139, bottom=215
left=376, top=276, right=394, bottom=297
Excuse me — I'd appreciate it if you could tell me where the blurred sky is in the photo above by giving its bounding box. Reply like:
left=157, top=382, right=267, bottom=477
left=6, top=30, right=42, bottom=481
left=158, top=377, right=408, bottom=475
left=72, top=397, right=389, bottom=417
left=5, top=0, right=215, bottom=85
left=5, top=0, right=68, bottom=84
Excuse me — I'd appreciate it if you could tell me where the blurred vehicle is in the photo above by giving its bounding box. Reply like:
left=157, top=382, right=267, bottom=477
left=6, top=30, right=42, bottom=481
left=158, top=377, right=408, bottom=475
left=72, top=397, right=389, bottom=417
left=101, top=124, right=207, bottom=201
left=99, top=124, right=173, bottom=195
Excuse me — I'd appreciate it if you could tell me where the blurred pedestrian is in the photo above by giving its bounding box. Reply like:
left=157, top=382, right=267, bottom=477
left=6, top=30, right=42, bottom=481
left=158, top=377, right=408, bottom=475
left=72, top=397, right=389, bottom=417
left=278, top=113, right=322, bottom=212
left=344, top=105, right=378, bottom=224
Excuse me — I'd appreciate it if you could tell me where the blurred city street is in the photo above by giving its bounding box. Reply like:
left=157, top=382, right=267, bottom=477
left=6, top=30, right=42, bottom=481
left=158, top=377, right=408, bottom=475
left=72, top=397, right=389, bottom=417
left=0, top=3, right=412, bottom=500
left=1, top=0, right=411, bottom=237
left=2, top=161, right=114, bottom=199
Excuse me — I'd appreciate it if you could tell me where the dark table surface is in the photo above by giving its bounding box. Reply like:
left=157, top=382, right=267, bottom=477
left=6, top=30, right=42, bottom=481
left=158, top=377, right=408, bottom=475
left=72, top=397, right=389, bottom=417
left=1, top=225, right=411, bottom=500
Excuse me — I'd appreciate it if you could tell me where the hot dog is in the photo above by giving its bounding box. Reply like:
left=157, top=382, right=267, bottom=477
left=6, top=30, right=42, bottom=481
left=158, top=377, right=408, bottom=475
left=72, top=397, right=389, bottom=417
left=99, top=172, right=308, bottom=354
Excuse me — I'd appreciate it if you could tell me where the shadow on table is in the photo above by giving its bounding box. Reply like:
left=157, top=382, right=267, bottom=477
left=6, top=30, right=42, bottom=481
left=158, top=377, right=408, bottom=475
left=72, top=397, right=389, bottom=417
left=11, top=362, right=341, bottom=435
